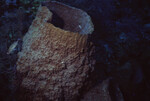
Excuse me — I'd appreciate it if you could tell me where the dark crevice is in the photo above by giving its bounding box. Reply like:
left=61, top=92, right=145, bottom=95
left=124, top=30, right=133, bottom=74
left=47, top=11, right=64, bottom=30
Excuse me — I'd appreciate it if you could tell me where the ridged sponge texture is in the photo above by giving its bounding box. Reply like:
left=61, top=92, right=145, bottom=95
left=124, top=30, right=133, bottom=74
left=16, top=1, right=95, bottom=101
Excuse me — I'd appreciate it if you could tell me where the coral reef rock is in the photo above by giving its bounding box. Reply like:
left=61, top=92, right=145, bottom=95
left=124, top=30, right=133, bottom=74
left=81, top=79, right=124, bottom=101
left=81, top=79, right=112, bottom=101
left=16, top=1, right=94, bottom=101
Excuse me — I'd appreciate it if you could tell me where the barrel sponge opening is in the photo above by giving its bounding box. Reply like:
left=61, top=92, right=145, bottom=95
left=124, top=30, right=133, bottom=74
left=42, top=1, right=94, bottom=34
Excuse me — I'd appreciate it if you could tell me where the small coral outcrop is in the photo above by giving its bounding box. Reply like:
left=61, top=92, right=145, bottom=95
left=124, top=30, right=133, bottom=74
left=16, top=1, right=94, bottom=101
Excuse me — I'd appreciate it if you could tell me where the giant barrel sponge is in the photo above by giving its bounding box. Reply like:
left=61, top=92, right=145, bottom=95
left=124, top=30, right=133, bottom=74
left=16, top=1, right=95, bottom=101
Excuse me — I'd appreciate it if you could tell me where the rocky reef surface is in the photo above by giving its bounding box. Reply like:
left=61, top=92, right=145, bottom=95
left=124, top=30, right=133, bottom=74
left=0, top=0, right=150, bottom=101
left=81, top=78, right=124, bottom=101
